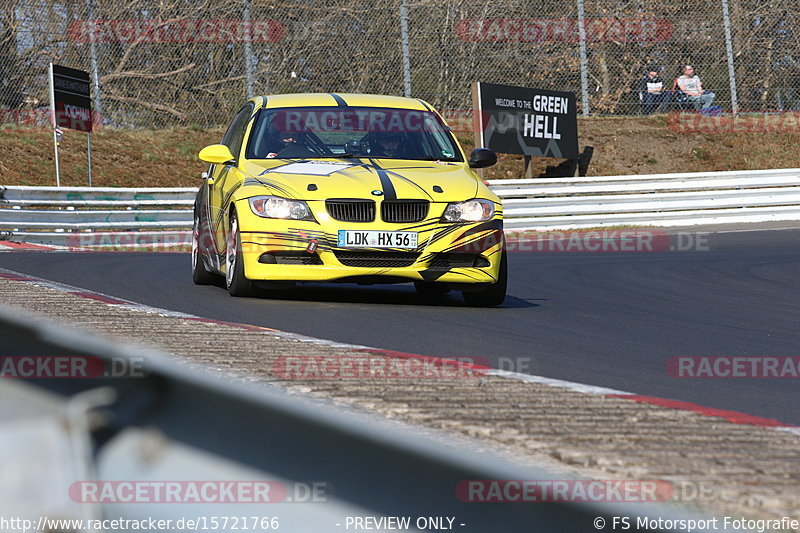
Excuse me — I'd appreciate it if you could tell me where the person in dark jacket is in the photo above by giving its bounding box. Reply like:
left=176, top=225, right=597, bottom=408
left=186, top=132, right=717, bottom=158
left=638, top=68, right=667, bottom=114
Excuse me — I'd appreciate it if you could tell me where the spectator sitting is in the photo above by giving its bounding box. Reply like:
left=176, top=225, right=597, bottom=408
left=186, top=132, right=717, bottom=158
left=638, top=68, right=667, bottom=114
left=676, top=64, right=716, bottom=110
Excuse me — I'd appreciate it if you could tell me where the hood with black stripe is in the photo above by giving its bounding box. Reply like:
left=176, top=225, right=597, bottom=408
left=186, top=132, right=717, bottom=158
left=238, top=158, right=481, bottom=202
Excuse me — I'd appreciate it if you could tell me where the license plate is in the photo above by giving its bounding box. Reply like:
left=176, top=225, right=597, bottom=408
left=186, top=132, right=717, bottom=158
left=338, top=230, right=418, bottom=249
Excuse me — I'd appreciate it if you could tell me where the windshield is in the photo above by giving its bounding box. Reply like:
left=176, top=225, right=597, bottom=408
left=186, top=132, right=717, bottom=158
left=245, top=106, right=463, bottom=162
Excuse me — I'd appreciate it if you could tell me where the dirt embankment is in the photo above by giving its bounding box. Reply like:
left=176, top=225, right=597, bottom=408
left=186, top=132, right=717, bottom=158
left=2, top=115, right=799, bottom=187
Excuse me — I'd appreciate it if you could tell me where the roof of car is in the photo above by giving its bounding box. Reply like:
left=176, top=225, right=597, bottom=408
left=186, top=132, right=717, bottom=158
left=249, top=93, right=433, bottom=111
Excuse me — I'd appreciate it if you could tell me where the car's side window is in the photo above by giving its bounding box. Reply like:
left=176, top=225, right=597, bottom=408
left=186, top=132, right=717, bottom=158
left=221, top=104, right=254, bottom=161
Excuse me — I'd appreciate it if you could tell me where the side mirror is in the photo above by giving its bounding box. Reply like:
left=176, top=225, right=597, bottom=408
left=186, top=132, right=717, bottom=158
left=199, top=144, right=235, bottom=165
left=468, top=148, right=497, bottom=169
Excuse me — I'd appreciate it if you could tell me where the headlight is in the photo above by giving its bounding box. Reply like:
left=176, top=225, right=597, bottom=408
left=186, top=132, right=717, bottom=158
left=248, top=196, right=315, bottom=221
left=442, top=199, right=495, bottom=222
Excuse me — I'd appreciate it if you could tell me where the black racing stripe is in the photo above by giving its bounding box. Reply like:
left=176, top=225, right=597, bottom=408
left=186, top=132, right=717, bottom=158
left=382, top=169, right=433, bottom=200
left=329, top=93, right=348, bottom=107
left=416, top=99, right=433, bottom=112
left=221, top=181, right=242, bottom=212
left=375, top=168, right=397, bottom=200
left=368, top=159, right=397, bottom=200
left=396, top=219, right=439, bottom=232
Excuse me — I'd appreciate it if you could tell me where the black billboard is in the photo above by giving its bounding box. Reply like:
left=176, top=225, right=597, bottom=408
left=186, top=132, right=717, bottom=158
left=474, top=82, right=578, bottom=160
left=50, top=64, right=92, bottom=133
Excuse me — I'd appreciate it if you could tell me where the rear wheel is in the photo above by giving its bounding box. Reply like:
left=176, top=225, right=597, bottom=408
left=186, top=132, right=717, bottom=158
left=192, top=211, right=217, bottom=285
left=462, top=251, right=507, bottom=307
left=226, top=212, right=257, bottom=297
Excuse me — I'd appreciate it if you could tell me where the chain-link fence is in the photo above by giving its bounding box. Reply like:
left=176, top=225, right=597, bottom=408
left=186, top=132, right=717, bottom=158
left=1, top=0, right=799, bottom=128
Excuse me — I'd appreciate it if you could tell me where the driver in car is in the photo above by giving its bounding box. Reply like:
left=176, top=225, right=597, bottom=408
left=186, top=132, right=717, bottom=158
left=265, top=112, right=315, bottom=158
left=369, top=132, right=405, bottom=158
left=270, top=129, right=313, bottom=158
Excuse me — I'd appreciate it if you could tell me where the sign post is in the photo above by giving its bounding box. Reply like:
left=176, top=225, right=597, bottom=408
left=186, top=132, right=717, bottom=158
left=48, top=63, right=93, bottom=186
left=472, top=82, right=584, bottom=177
left=87, top=132, right=93, bottom=186
left=47, top=64, right=61, bottom=187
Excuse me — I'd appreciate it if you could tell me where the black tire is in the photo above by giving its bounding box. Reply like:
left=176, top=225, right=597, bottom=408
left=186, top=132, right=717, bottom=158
left=192, top=210, right=217, bottom=285
left=462, top=251, right=507, bottom=307
left=225, top=211, right=257, bottom=297
left=414, top=281, right=451, bottom=297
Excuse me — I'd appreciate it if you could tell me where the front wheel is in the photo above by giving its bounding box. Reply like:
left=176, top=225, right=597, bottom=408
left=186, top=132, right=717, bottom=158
left=226, top=212, right=257, bottom=297
left=462, top=251, right=507, bottom=307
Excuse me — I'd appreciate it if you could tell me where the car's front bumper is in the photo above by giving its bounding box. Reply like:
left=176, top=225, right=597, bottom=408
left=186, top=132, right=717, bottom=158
left=235, top=200, right=504, bottom=284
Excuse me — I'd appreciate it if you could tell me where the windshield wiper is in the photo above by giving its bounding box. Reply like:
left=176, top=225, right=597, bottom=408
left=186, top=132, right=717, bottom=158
left=313, top=154, right=357, bottom=159
left=414, top=156, right=460, bottom=162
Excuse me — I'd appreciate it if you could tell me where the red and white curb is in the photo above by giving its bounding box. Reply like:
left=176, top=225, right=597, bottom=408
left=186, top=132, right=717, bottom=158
left=0, top=241, right=65, bottom=252
left=0, top=241, right=187, bottom=253
left=0, top=267, right=797, bottom=436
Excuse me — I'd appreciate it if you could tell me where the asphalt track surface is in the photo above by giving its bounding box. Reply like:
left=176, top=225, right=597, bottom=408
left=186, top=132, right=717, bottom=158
left=1, top=228, right=799, bottom=425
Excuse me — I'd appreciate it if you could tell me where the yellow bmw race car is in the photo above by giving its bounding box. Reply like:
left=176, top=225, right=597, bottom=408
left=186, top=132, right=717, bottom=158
left=192, top=93, right=506, bottom=306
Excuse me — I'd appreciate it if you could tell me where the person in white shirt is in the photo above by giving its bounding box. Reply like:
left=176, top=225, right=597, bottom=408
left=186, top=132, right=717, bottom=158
left=676, top=65, right=716, bottom=110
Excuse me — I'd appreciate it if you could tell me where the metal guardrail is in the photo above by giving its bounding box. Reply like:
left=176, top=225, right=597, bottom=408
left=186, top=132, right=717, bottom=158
left=491, top=168, right=800, bottom=230
left=0, top=303, right=707, bottom=532
left=2, top=167, right=800, bottom=246
left=0, top=186, right=195, bottom=247
left=0, top=185, right=196, bottom=206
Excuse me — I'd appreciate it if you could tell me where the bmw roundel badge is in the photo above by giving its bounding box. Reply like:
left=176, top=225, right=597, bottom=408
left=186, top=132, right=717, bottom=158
left=371, top=190, right=383, bottom=196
